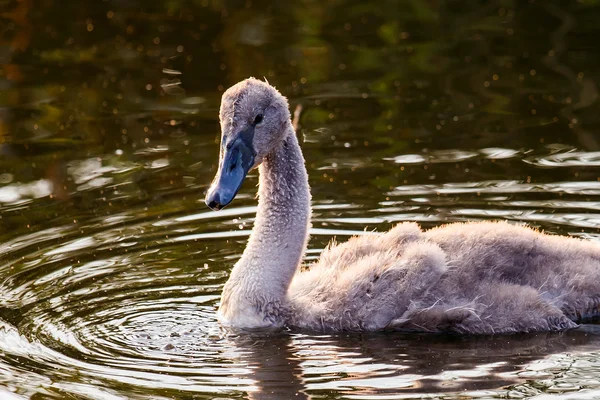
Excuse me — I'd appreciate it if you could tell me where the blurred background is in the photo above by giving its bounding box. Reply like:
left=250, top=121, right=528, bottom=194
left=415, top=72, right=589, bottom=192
left=2, top=0, right=600, bottom=237
left=1, top=0, right=600, bottom=399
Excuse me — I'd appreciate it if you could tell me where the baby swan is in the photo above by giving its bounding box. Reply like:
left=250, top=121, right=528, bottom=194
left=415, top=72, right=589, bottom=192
left=205, top=78, right=600, bottom=334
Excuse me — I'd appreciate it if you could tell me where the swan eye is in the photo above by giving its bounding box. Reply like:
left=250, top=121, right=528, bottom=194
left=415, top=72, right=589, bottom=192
left=253, top=114, right=264, bottom=125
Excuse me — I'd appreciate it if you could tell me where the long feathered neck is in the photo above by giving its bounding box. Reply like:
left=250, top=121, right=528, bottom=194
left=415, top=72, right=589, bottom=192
left=219, top=122, right=311, bottom=329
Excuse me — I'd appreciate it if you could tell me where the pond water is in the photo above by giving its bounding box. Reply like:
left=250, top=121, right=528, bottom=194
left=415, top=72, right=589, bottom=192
left=1, top=0, right=600, bottom=399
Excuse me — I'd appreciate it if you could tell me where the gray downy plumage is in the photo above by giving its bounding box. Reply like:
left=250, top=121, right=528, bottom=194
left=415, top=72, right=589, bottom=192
left=205, top=77, right=600, bottom=334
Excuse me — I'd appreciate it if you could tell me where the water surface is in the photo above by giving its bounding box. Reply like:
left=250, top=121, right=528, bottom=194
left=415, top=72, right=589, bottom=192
left=1, top=1, right=600, bottom=398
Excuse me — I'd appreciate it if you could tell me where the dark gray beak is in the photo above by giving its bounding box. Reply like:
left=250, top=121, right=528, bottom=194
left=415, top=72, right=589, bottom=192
left=205, top=127, right=256, bottom=210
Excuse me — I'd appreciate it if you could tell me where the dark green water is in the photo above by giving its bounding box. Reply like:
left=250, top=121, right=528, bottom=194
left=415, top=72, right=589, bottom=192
left=1, top=0, right=600, bottom=398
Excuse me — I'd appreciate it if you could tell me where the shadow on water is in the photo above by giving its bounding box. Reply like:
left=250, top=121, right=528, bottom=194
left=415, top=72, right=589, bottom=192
left=225, top=328, right=600, bottom=399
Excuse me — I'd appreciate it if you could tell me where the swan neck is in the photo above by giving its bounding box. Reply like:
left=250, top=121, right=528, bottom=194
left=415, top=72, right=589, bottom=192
left=220, top=122, right=311, bottom=328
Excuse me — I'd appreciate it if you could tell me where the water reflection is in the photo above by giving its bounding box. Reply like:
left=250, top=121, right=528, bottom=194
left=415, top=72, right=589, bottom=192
left=526, top=150, right=600, bottom=168
left=232, top=334, right=308, bottom=400
left=223, top=329, right=600, bottom=400
left=0, top=194, right=599, bottom=399
left=1, top=0, right=600, bottom=398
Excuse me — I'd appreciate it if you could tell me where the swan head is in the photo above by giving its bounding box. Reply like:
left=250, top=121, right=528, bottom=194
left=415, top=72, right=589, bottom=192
left=205, top=78, right=291, bottom=210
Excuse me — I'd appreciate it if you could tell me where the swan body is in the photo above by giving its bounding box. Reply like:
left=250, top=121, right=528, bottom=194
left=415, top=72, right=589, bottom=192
left=205, top=78, right=600, bottom=334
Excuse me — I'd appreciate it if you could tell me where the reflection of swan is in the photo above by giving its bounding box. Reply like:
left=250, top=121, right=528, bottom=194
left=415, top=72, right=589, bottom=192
left=228, top=327, right=600, bottom=398
left=232, top=334, right=308, bottom=400
left=205, top=78, right=600, bottom=334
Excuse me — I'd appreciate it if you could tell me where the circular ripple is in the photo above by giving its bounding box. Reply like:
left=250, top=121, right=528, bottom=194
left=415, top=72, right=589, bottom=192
left=2, top=199, right=600, bottom=399
left=0, top=201, right=385, bottom=399
left=0, top=206, right=256, bottom=398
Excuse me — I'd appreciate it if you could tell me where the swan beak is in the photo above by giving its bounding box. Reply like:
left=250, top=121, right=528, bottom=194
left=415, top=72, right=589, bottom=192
left=205, top=131, right=255, bottom=211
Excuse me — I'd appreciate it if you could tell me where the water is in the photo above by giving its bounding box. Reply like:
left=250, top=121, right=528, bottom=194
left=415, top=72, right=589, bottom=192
left=1, top=0, right=600, bottom=398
